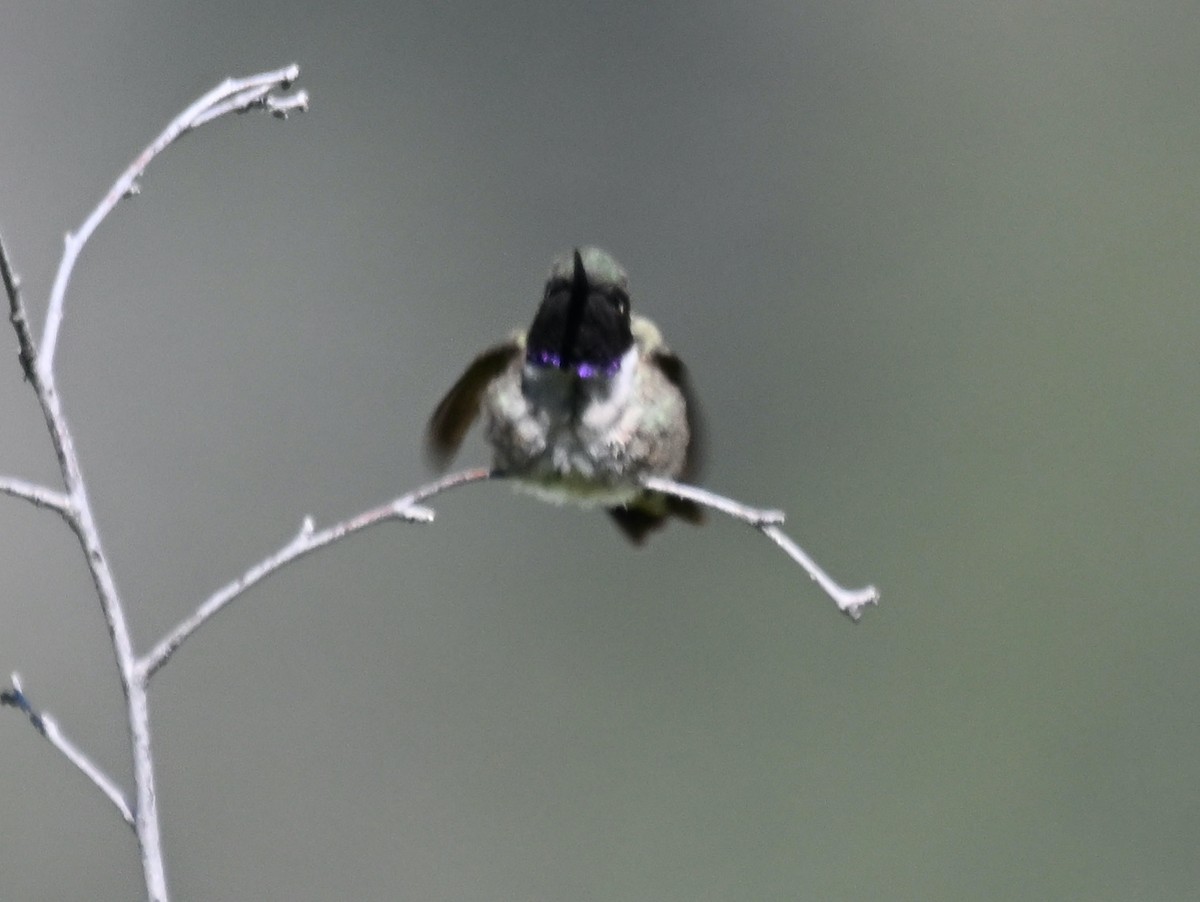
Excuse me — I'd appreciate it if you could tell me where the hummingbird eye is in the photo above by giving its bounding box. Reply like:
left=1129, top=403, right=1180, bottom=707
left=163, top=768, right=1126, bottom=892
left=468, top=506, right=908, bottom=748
left=610, top=290, right=630, bottom=316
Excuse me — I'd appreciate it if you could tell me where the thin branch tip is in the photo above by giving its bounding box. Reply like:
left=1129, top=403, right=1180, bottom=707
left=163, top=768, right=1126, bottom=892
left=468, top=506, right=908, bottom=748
left=643, top=476, right=880, bottom=619
left=2, top=676, right=135, bottom=827
left=0, top=242, right=18, bottom=294
left=0, top=236, right=38, bottom=382
left=38, top=64, right=312, bottom=370
left=268, top=90, right=309, bottom=118
left=259, top=63, right=301, bottom=89
left=2, top=677, right=45, bottom=735
left=840, top=585, right=881, bottom=622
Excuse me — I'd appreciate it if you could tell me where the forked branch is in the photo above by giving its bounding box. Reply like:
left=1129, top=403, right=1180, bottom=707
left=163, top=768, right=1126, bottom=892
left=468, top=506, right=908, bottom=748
left=139, top=468, right=877, bottom=687
left=140, top=467, right=493, bottom=679
left=39, top=64, right=309, bottom=374
left=0, top=65, right=309, bottom=902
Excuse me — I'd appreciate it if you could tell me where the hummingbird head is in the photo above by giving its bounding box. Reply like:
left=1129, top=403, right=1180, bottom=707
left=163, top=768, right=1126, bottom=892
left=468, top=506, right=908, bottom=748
left=525, top=247, right=633, bottom=378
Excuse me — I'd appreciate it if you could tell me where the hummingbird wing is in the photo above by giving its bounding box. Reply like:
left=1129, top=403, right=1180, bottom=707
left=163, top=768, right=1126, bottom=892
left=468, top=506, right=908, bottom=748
left=631, top=316, right=705, bottom=481
left=648, top=347, right=705, bottom=481
left=607, top=345, right=707, bottom=545
left=425, top=338, right=522, bottom=468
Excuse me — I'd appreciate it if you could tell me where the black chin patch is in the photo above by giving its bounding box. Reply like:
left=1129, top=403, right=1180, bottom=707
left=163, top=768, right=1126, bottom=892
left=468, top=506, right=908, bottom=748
left=526, top=286, right=633, bottom=377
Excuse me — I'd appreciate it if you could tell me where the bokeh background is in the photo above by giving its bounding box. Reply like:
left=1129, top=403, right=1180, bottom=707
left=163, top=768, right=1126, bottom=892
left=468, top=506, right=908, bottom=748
left=2, top=2, right=1197, bottom=899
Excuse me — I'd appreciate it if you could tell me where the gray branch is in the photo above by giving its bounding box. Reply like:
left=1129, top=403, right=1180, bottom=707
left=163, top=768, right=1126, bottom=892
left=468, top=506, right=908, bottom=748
left=2, top=674, right=135, bottom=828
left=38, top=64, right=309, bottom=374
left=0, top=234, right=37, bottom=380
left=0, top=65, right=308, bottom=902
left=0, top=477, right=72, bottom=519
left=139, top=467, right=494, bottom=680
left=642, top=476, right=880, bottom=620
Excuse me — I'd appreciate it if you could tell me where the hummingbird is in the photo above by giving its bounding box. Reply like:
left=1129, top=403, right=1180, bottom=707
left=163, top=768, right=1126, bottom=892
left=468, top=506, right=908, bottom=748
left=426, top=246, right=704, bottom=543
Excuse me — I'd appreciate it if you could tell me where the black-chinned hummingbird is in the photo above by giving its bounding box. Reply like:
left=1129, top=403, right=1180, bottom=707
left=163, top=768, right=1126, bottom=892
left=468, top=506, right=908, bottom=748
left=426, top=247, right=704, bottom=543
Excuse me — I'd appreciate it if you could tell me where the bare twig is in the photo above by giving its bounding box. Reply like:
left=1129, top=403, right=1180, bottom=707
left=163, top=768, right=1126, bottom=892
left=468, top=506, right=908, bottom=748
left=140, top=468, right=494, bottom=680
left=0, top=477, right=72, bottom=518
left=1, top=66, right=308, bottom=902
left=143, top=466, right=878, bottom=683
left=642, top=478, right=787, bottom=527
left=2, top=674, right=135, bottom=827
left=192, top=81, right=309, bottom=127
left=2, top=176, right=148, bottom=882
left=39, top=64, right=309, bottom=374
left=642, top=476, right=880, bottom=620
left=0, top=235, right=37, bottom=381
left=140, top=464, right=876, bottom=682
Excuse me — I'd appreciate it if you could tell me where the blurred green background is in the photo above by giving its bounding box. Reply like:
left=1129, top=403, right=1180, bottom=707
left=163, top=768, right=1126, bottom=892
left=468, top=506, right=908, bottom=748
left=1, top=2, right=1197, bottom=899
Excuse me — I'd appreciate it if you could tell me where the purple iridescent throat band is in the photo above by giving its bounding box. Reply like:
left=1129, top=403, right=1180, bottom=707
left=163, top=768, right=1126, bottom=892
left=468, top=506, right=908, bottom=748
left=527, top=349, right=621, bottom=378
